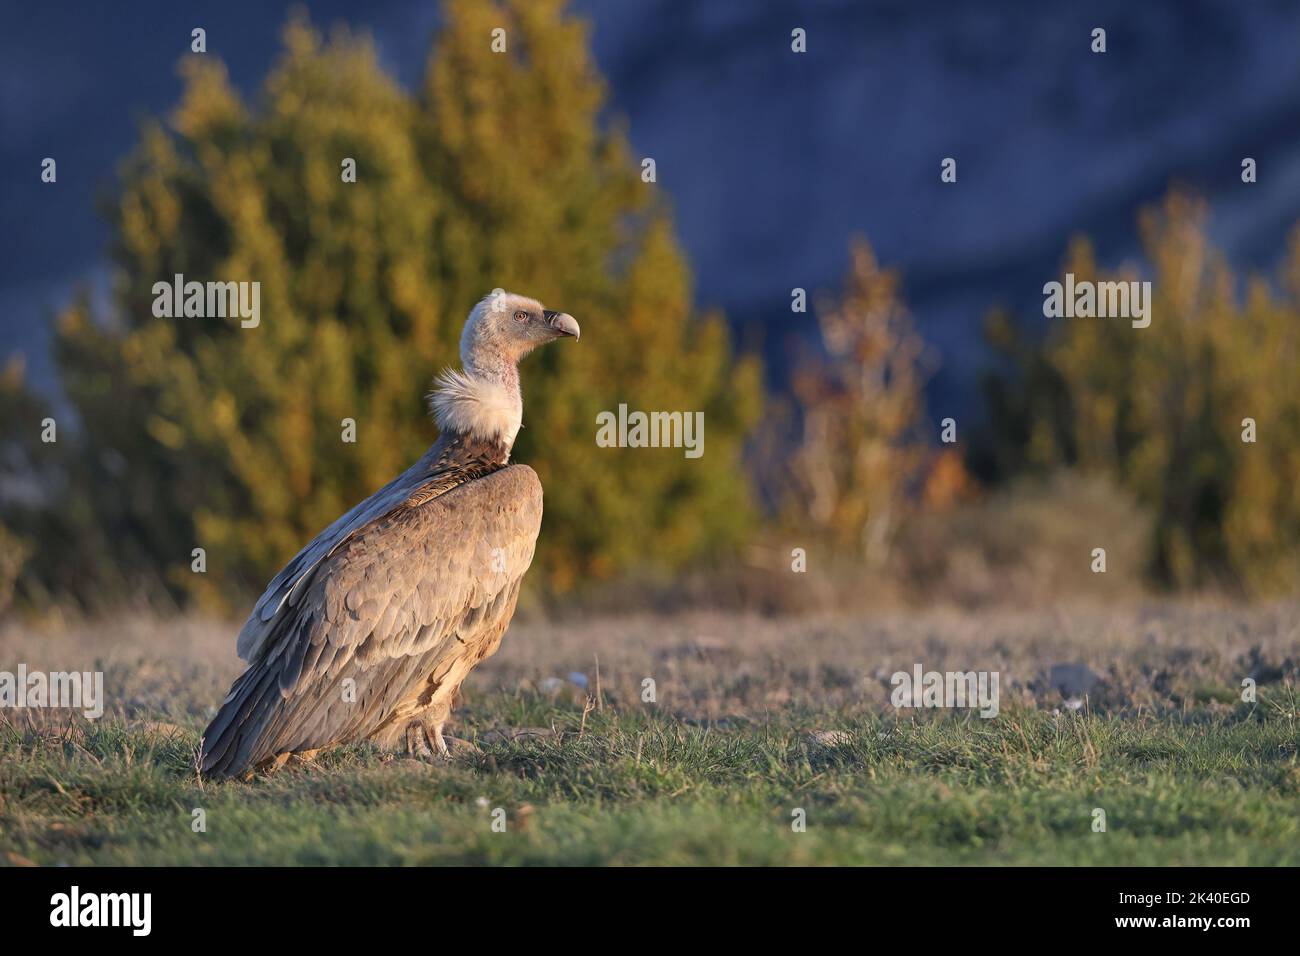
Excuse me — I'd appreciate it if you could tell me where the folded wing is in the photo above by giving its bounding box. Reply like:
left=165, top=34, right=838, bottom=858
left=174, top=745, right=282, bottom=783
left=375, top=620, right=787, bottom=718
left=200, top=464, right=542, bottom=779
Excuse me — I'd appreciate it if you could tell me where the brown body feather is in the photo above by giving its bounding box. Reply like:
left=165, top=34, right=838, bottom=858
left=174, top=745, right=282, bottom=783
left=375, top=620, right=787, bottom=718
left=201, top=289, right=578, bottom=780
left=200, top=432, right=541, bottom=779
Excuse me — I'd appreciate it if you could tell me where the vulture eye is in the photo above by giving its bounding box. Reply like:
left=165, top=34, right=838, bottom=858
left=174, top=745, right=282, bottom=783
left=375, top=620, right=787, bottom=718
left=513, top=310, right=529, bottom=322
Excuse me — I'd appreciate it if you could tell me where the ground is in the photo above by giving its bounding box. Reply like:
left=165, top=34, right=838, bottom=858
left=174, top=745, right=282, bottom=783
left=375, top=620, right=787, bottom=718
left=1, top=600, right=1297, bottom=865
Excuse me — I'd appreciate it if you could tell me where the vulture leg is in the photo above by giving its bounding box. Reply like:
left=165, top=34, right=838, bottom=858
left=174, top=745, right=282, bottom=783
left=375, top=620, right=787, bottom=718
left=403, top=721, right=434, bottom=759
left=425, top=696, right=456, bottom=759
left=431, top=723, right=450, bottom=759
left=401, top=719, right=454, bottom=762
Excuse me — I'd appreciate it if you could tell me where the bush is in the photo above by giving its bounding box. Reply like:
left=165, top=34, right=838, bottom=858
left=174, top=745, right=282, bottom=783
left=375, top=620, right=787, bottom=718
left=894, top=470, right=1152, bottom=607
left=0, top=524, right=29, bottom=617
left=979, top=193, right=1300, bottom=596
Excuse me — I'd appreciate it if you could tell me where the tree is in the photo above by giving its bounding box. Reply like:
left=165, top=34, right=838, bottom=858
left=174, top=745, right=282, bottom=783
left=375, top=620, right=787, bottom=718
left=21, top=2, right=760, bottom=608
left=422, top=0, right=761, bottom=590
left=780, top=238, right=932, bottom=564
left=982, top=193, right=1300, bottom=594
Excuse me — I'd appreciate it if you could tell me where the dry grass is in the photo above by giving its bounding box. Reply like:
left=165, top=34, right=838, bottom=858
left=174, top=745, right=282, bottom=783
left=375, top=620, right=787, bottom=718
left=7, top=598, right=1292, bottom=724
left=1, top=598, right=1297, bottom=865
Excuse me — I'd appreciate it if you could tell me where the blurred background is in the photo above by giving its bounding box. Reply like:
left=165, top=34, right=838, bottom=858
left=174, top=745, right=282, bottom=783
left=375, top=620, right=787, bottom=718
left=3, top=0, right=1299, bottom=617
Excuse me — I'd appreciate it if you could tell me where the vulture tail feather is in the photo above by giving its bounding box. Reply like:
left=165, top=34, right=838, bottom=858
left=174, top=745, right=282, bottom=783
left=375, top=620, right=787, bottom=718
left=199, top=661, right=283, bottom=780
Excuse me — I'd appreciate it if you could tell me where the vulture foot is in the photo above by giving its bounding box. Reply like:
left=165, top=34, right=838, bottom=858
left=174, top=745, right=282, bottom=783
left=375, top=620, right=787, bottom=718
left=402, top=720, right=455, bottom=762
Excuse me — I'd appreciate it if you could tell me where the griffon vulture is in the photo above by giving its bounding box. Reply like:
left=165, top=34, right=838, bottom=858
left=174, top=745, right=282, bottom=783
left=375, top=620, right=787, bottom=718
left=199, top=291, right=579, bottom=779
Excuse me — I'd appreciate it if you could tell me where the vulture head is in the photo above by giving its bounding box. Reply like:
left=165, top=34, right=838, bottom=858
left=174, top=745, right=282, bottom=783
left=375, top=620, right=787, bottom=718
left=460, top=290, right=579, bottom=370
left=430, top=290, right=579, bottom=451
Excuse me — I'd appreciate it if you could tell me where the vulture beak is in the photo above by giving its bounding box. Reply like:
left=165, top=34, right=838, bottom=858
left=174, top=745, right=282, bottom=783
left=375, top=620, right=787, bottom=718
left=543, top=310, right=580, bottom=341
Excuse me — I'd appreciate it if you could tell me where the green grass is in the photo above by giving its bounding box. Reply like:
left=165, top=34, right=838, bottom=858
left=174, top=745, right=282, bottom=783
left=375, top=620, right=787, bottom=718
left=3, top=695, right=1297, bottom=865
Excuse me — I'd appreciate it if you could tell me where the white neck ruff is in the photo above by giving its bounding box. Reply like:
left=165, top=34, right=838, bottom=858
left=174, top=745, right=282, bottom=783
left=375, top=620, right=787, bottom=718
left=427, top=369, right=522, bottom=448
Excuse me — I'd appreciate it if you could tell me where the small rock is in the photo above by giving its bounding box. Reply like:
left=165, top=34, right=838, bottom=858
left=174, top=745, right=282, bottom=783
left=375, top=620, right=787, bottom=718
left=1242, top=645, right=1286, bottom=684
left=806, top=730, right=853, bottom=748
left=1048, top=663, right=1101, bottom=698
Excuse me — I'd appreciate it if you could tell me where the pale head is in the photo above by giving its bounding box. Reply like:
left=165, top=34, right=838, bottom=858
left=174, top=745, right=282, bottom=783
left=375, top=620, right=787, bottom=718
left=459, top=290, right=580, bottom=376
left=430, top=290, right=580, bottom=451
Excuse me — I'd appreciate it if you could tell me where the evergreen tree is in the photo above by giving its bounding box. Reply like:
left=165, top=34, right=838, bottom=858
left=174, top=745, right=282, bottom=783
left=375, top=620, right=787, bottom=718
left=422, top=0, right=761, bottom=590
left=32, top=3, right=760, bottom=607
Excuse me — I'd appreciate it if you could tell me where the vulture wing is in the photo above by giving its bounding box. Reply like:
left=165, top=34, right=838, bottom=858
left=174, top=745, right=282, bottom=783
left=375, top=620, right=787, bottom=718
left=200, top=463, right=542, bottom=779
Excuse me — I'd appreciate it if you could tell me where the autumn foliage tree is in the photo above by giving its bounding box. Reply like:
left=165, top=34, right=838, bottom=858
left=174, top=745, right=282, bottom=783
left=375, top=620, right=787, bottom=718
left=780, top=239, right=934, bottom=565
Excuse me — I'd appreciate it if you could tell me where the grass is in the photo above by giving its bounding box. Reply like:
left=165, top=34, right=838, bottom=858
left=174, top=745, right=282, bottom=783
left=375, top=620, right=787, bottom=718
left=1, top=602, right=1297, bottom=865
